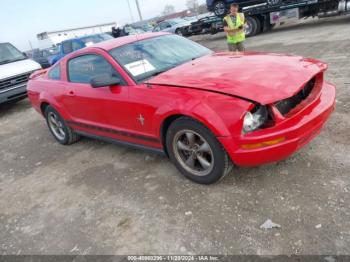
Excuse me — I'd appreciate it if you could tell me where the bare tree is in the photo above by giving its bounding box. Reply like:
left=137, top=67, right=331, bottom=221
left=186, top=0, right=199, bottom=13
left=162, top=4, right=175, bottom=15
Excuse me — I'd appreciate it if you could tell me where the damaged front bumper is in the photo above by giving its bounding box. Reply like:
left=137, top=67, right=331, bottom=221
left=219, top=81, right=336, bottom=167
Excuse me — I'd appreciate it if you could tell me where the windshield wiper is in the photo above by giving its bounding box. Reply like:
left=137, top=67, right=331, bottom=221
left=0, top=59, right=13, bottom=65
left=142, top=70, right=168, bottom=82
left=149, top=70, right=167, bottom=78
left=0, top=58, right=26, bottom=65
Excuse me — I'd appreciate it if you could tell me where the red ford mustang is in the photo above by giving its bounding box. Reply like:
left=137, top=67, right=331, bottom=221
left=27, top=32, right=336, bottom=184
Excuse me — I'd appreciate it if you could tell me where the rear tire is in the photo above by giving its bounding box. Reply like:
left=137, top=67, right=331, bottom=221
left=44, top=106, right=80, bottom=145
left=265, top=22, right=275, bottom=32
left=245, top=16, right=261, bottom=37
left=166, top=117, right=232, bottom=184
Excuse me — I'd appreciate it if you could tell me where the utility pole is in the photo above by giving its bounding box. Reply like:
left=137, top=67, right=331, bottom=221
left=28, top=40, right=33, bottom=51
left=135, top=0, right=143, bottom=21
left=126, top=0, right=134, bottom=22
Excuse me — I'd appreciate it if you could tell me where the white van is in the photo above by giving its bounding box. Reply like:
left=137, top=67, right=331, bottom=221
left=0, top=43, right=41, bottom=104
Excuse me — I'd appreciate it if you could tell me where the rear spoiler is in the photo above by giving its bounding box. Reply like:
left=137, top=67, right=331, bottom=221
left=29, top=69, right=48, bottom=80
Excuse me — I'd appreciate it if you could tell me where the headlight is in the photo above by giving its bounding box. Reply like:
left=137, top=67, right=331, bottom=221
left=243, top=105, right=268, bottom=133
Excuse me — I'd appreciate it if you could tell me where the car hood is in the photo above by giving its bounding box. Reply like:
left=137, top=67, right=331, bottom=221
left=176, top=21, right=193, bottom=27
left=0, top=59, right=41, bottom=80
left=147, top=52, right=327, bottom=105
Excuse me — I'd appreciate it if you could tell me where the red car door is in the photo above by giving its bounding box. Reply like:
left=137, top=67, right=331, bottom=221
left=61, top=52, right=131, bottom=136
left=126, top=83, right=179, bottom=148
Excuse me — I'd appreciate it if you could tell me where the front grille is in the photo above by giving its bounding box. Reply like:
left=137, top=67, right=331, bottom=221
left=275, top=78, right=316, bottom=116
left=0, top=72, right=31, bottom=91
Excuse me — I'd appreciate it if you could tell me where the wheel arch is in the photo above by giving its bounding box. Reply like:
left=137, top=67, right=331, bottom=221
left=155, top=92, right=252, bottom=157
left=159, top=111, right=232, bottom=157
left=175, top=28, right=182, bottom=34
left=38, top=95, right=71, bottom=121
left=160, top=114, right=184, bottom=156
left=40, top=101, right=50, bottom=116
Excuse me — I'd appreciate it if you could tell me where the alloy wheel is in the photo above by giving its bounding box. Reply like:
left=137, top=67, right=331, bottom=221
left=245, top=20, right=253, bottom=36
left=214, top=1, right=227, bottom=16
left=47, top=111, right=66, bottom=141
left=173, top=130, right=214, bottom=177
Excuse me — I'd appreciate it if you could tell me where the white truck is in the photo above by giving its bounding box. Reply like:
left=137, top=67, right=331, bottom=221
left=0, top=43, right=41, bottom=105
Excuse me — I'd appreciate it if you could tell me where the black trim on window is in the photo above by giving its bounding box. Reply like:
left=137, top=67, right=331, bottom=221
left=48, top=64, right=61, bottom=81
left=66, top=53, right=128, bottom=86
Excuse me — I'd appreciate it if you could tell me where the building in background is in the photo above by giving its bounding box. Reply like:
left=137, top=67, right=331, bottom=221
left=37, top=22, right=117, bottom=49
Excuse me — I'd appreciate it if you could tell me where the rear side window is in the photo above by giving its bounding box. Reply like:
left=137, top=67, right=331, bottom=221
left=67, top=54, right=125, bottom=85
left=72, top=41, right=85, bottom=51
left=62, top=42, right=73, bottom=54
left=48, top=65, right=61, bottom=80
left=160, top=22, right=170, bottom=30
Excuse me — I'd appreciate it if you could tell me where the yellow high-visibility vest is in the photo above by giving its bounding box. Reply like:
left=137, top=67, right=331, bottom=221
left=224, top=13, right=246, bottom=44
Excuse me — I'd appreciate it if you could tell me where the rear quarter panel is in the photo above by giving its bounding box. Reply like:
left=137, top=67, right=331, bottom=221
left=27, top=73, right=69, bottom=119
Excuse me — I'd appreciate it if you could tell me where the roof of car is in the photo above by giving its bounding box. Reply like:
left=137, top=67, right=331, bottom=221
left=61, top=33, right=111, bottom=43
left=92, top=32, right=170, bottom=51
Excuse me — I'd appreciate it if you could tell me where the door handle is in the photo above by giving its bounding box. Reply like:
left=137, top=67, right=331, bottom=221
left=67, top=91, right=75, bottom=96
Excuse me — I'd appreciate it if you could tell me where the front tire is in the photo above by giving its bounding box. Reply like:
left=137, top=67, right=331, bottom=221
left=166, top=117, right=232, bottom=184
left=175, top=28, right=183, bottom=36
left=44, top=106, right=80, bottom=145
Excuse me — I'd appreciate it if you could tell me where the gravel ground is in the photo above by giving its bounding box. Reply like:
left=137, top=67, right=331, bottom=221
left=0, top=16, right=349, bottom=256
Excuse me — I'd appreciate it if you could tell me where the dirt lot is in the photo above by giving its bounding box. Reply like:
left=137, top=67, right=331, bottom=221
left=0, top=16, right=349, bottom=256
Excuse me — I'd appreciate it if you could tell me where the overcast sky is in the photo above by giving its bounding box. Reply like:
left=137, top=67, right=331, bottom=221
left=0, top=0, right=205, bottom=51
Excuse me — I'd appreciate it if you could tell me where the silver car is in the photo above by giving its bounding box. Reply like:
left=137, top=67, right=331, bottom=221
left=153, top=18, right=193, bottom=35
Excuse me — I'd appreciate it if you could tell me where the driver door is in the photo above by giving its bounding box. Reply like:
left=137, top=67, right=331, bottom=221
left=160, top=22, right=172, bottom=32
left=62, top=53, right=130, bottom=135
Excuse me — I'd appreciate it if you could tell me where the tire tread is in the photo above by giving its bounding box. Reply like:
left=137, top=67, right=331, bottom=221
left=44, top=106, right=80, bottom=145
left=166, top=116, right=233, bottom=184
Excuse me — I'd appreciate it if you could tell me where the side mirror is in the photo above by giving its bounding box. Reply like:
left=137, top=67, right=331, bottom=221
left=90, top=74, right=121, bottom=88
left=166, top=24, right=172, bottom=28
left=22, top=52, right=28, bottom=58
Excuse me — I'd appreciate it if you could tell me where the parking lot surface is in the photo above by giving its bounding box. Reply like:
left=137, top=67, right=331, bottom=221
left=0, top=16, right=349, bottom=255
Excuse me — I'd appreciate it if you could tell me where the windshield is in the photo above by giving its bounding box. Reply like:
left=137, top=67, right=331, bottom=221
left=109, top=35, right=212, bottom=82
left=42, top=46, right=59, bottom=57
left=183, top=16, right=197, bottom=21
left=124, top=27, right=145, bottom=35
left=168, top=18, right=186, bottom=25
left=80, top=34, right=113, bottom=46
left=142, top=24, right=154, bottom=32
left=0, top=43, right=26, bottom=65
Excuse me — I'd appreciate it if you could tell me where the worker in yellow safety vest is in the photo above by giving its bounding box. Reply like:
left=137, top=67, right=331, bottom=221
left=223, top=3, right=246, bottom=52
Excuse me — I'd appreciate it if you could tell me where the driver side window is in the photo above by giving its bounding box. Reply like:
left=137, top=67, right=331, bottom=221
left=68, top=54, right=126, bottom=85
left=72, top=41, right=85, bottom=51
left=62, top=42, right=73, bottom=54
left=160, top=22, right=170, bottom=30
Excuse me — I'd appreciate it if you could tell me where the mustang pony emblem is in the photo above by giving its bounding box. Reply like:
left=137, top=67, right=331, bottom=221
left=137, top=114, right=145, bottom=126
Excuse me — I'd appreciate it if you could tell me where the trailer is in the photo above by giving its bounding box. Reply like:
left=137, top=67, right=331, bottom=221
left=206, top=0, right=350, bottom=36
left=182, top=15, right=225, bottom=36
